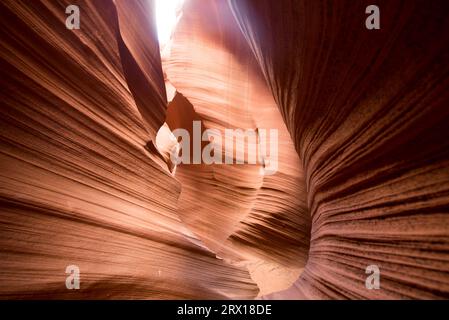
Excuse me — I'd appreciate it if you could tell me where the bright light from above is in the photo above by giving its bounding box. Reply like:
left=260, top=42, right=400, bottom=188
left=155, top=0, right=184, bottom=48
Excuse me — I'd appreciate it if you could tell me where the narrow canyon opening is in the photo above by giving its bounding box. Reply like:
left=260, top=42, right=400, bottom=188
left=152, top=0, right=311, bottom=297
left=1, top=0, right=448, bottom=300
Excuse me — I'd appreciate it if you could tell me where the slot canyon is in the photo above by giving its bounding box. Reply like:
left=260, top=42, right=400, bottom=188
left=0, top=0, right=448, bottom=299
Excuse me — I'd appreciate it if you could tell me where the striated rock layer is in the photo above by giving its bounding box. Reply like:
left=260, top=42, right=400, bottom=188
left=229, top=0, right=449, bottom=298
left=162, top=0, right=310, bottom=293
left=1, top=0, right=449, bottom=299
left=0, top=0, right=257, bottom=299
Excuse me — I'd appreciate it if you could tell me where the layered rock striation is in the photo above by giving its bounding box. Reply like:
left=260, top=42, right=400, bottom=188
left=1, top=0, right=448, bottom=299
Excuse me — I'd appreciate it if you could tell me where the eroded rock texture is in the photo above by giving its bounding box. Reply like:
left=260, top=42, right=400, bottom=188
left=0, top=0, right=257, bottom=299
left=229, top=0, right=449, bottom=299
left=1, top=0, right=448, bottom=300
left=162, top=0, right=310, bottom=294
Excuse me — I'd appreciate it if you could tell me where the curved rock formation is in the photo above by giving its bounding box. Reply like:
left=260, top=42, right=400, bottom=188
left=162, top=0, right=310, bottom=288
left=1, top=0, right=448, bottom=299
left=229, top=0, right=449, bottom=299
left=0, top=0, right=257, bottom=299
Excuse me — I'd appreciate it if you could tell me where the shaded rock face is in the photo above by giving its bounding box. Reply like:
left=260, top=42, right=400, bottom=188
left=228, top=0, right=449, bottom=298
left=0, top=0, right=448, bottom=299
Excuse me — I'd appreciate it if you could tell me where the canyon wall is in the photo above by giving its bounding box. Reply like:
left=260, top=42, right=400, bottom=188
left=0, top=0, right=257, bottom=299
left=1, top=0, right=448, bottom=299
left=229, top=0, right=449, bottom=299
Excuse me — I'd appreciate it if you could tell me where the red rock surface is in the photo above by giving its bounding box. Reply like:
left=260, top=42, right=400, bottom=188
left=163, top=0, right=311, bottom=281
left=0, top=0, right=256, bottom=299
left=229, top=0, right=449, bottom=299
left=1, top=0, right=448, bottom=299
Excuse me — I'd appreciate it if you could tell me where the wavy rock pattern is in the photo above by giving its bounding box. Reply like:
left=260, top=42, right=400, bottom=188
left=229, top=0, right=449, bottom=299
left=0, top=0, right=257, bottom=299
left=1, top=0, right=448, bottom=300
left=163, top=0, right=311, bottom=274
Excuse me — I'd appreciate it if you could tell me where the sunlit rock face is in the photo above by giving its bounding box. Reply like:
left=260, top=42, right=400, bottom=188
left=1, top=0, right=449, bottom=300
left=0, top=0, right=257, bottom=299
left=229, top=0, right=449, bottom=299
left=162, top=0, right=311, bottom=294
